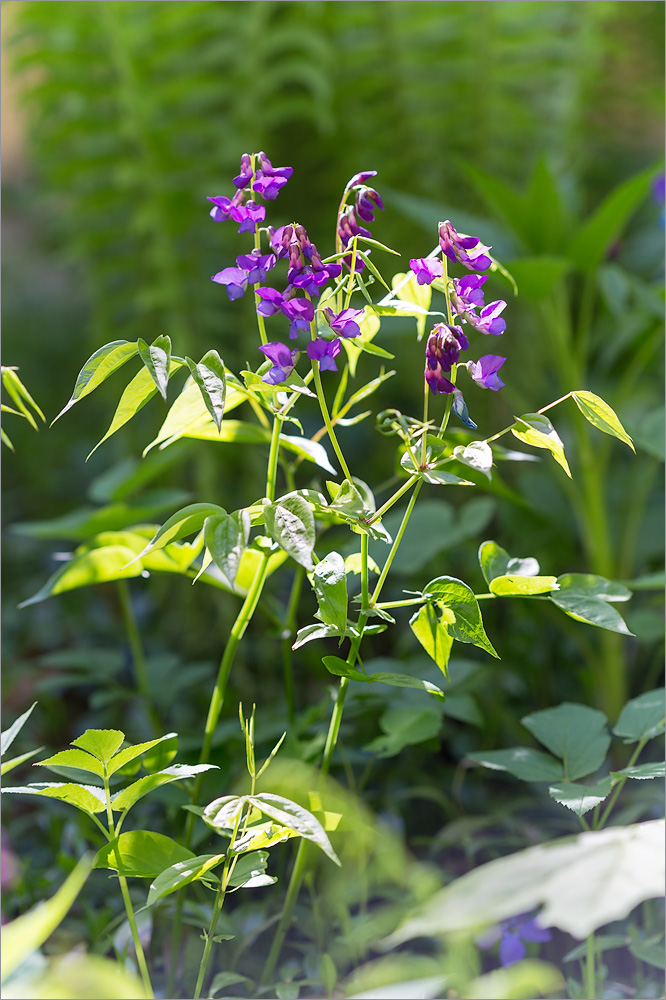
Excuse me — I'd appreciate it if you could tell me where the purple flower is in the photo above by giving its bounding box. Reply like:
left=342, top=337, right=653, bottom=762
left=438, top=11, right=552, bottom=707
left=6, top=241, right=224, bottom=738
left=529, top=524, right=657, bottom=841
left=451, top=274, right=488, bottom=313
left=307, top=337, right=341, bottom=372
left=355, top=186, right=384, bottom=222
left=211, top=266, right=248, bottom=300
left=467, top=354, right=506, bottom=391
left=259, top=342, right=299, bottom=385
left=254, top=174, right=290, bottom=200
left=323, top=307, right=364, bottom=339
left=338, top=206, right=373, bottom=268
left=235, top=200, right=265, bottom=234
left=282, top=297, right=315, bottom=339
left=410, top=257, right=444, bottom=286
left=255, top=287, right=285, bottom=317
left=477, top=912, right=551, bottom=967
left=269, top=225, right=295, bottom=259
left=257, top=151, right=293, bottom=182
left=291, top=266, right=333, bottom=297
left=424, top=323, right=469, bottom=395
left=235, top=251, right=276, bottom=285
left=345, top=170, right=378, bottom=191
left=439, top=220, right=492, bottom=272
left=233, top=153, right=253, bottom=190
left=471, top=300, right=507, bottom=336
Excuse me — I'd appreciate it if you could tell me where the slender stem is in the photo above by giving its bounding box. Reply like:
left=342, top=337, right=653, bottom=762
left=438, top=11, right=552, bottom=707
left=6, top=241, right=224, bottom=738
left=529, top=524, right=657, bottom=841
left=311, top=357, right=353, bottom=482
left=116, top=580, right=160, bottom=736
left=441, top=254, right=453, bottom=325
left=372, top=482, right=423, bottom=602
left=193, top=884, right=225, bottom=1000
left=360, top=532, right=369, bottom=611
left=265, top=411, right=282, bottom=501
left=282, top=567, right=305, bottom=723
left=585, top=932, right=597, bottom=999
left=596, top=738, right=648, bottom=829
left=421, top=381, right=429, bottom=467
left=367, top=475, right=420, bottom=524
left=343, top=237, right=359, bottom=310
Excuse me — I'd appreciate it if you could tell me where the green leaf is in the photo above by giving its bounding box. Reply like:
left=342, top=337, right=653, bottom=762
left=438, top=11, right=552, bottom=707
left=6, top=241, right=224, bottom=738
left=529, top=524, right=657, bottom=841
left=111, top=763, right=218, bottom=813
left=204, top=510, right=251, bottom=588
left=409, top=603, right=454, bottom=677
left=146, top=853, right=226, bottom=906
left=467, top=748, right=563, bottom=783
left=249, top=792, right=340, bottom=865
left=555, top=573, right=632, bottom=603
left=1, top=747, right=44, bottom=777
left=312, top=552, right=348, bottom=632
left=71, top=729, right=125, bottom=762
left=87, top=359, right=185, bottom=459
left=629, top=938, right=666, bottom=969
left=522, top=704, right=610, bottom=781
left=0, top=855, right=92, bottom=982
left=280, top=434, right=337, bottom=475
left=292, top=623, right=344, bottom=650
left=2, top=782, right=107, bottom=816
left=422, top=576, right=498, bottom=658
left=321, top=656, right=444, bottom=699
left=1, top=702, right=37, bottom=755
left=364, top=704, right=443, bottom=759
left=613, top=689, right=665, bottom=742
left=227, top=850, right=272, bottom=888
left=141, top=502, right=227, bottom=556
left=138, top=335, right=172, bottom=401
left=36, top=748, right=106, bottom=779
left=490, top=575, right=558, bottom=597
left=612, top=762, right=665, bottom=781
left=571, top=391, right=634, bottom=451
left=478, top=540, right=540, bottom=586
left=186, top=350, right=227, bottom=431
left=548, top=777, right=614, bottom=816
left=511, top=413, right=571, bottom=477
left=94, top=831, right=195, bottom=877
left=210, top=973, right=255, bottom=997
left=264, top=495, right=316, bottom=571
left=567, top=164, right=660, bottom=273
left=452, top=441, right=493, bottom=480
left=53, top=341, right=138, bottom=423
left=106, top=732, right=179, bottom=777
left=143, top=375, right=245, bottom=453
left=549, top=593, right=633, bottom=635
left=387, top=818, right=665, bottom=942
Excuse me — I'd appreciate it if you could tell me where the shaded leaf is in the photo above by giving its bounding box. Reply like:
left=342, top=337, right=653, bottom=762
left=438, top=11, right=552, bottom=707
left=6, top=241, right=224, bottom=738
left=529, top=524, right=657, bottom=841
left=204, top=510, right=251, bottom=588
left=550, top=592, right=633, bottom=635
left=467, top=748, right=563, bottom=783
left=146, top=853, right=226, bottom=906
left=548, top=777, right=614, bottom=816
left=613, top=689, right=665, bottom=743
left=522, top=703, right=610, bottom=781
left=555, top=573, right=632, bottom=603
left=313, top=552, right=348, bottom=632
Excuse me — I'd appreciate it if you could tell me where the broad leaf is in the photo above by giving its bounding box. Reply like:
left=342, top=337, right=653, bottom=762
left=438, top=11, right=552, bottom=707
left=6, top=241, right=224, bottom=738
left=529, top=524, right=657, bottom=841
left=548, top=777, right=614, bottom=816
left=111, top=763, right=218, bottom=813
left=452, top=441, right=493, bottom=480
left=140, top=502, right=227, bottom=556
left=550, top=593, right=633, bottom=635
left=228, top=850, right=273, bottom=888
left=511, top=413, right=571, bottom=477
left=280, top=434, right=337, bottom=475
left=249, top=792, right=340, bottom=865
left=612, top=762, right=665, bottom=781
left=479, top=540, right=541, bottom=586
left=422, top=577, right=498, bottom=658
left=53, top=341, right=138, bottom=423
left=37, top=748, right=105, bottom=779
left=571, top=391, right=634, bottom=451
left=613, top=689, right=665, bottom=742
left=94, top=830, right=194, bottom=877
left=204, top=510, right=251, bottom=587
left=2, top=782, right=107, bottom=816
left=186, top=350, right=227, bottom=431
left=555, top=573, right=632, bottom=603
left=138, top=335, right=171, bottom=401
left=467, top=748, right=563, bottom=783
left=312, top=552, right=348, bottom=632
left=71, top=729, right=125, bottom=762
left=522, top=704, right=610, bottom=781
left=409, top=603, right=454, bottom=677
left=144, top=375, right=245, bottom=453
left=106, top=732, right=179, bottom=777
left=264, top=495, right=316, bottom=571
left=364, top=704, right=443, bottom=759
left=490, top=575, right=558, bottom=597
left=146, top=854, right=226, bottom=906
left=387, top=819, right=665, bottom=941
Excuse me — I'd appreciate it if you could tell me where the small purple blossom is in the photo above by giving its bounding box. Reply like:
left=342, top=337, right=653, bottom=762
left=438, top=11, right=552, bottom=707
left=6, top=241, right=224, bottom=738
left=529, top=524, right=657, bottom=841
left=424, top=323, right=469, bottom=395
left=451, top=274, right=488, bottom=313
left=355, top=186, right=384, bottom=222
left=471, top=300, right=507, bottom=336
left=269, top=225, right=295, bottom=259
left=345, top=170, right=378, bottom=191
left=255, top=287, right=285, bottom=317
left=235, top=251, right=276, bottom=285
left=467, top=354, right=506, bottom=391
left=477, top=912, right=551, bottom=967
left=236, top=200, right=265, bottom=234
left=259, top=342, right=299, bottom=385
left=282, top=297, right=315, bottom=339
left=439, top=220, right=492, bottom=272
left=211, top=266, right=248, bottom=301
left=307, top=337, right=341, bottom=371
left=233, top=153, right=253, bottom=190
left=323, top=307, right=364, bottom=338
left=409, top=257, right=444, bottom=285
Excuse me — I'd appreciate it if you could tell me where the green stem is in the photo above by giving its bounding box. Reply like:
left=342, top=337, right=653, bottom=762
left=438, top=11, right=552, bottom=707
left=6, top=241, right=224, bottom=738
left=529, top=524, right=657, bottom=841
left=311, top=357, right=353, bottom=482
left=585, top=932, right=597, bottom=999
left=372, top=482, right=423, bottom=602
left=193, top=883, right=225, bottom=1000
left=367, top=475, right=420, bottom=524
left=421, top=380, right=429, bottom=467
left=282, top=567, right=305, bottom=724
left=596, top=738, right=648, bottom=829
left=266, top=411, right=282, bottom=502
left=116, top=580, right=160, bottom=735
left=343, top=237, right=359, bottom=310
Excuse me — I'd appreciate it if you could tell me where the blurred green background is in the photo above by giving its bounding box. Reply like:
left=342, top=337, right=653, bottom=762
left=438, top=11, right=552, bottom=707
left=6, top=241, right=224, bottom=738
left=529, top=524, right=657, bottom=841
left=2, top=0, right=663, bottom=784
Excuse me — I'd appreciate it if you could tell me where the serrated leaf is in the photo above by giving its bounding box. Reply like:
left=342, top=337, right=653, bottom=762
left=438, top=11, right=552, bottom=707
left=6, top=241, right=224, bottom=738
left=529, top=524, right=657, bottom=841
left=2, top=782, right=107, bottom=816
left=613, top=689, right=665, bottom=742
left=204, top=510, right=251, bottom=588
left=138, top=335, right=171, bottom=401
left=312, top=552, right=348, bottom=632
left=522, top=704, right=610, bottom=781
left=550, top=593, right=633, bottom=635
left=409, top=603, right=454, bottom=677
left=612, top=762, right=665, bottom=781
left=36, top=748, right=106, bottom=779
left=146, top=853, right=226, bottom=906
left=423, top=576, right=498, bottom=658
left=106, top=732, right=179, bottom=777
left=548, top=777, right=614, bottom=816
left=94, top=831, right=194, bottom=877
left=71, top=729, right=125, bottom=762
left=467, top=748, right=563, bottom=783
left=249, top=792, right=340, bottom=865
left=111, top=763, right=218, bottom=813
left=571, top=391, right=634, bottom=451
left=511, top=413, right=571, bottom=477
left=1, top=702, right=37, bottom=755
left=53, top=341, right=138, bottom=423
left=186, top=350, right=227, bottom=431
left=264, top=495, right=315, bottom=570
left=555, top=573, right=632, bottom=603
left=490, top=575, right=558, bottom=597
left=453, top=441, right=494, bottom=480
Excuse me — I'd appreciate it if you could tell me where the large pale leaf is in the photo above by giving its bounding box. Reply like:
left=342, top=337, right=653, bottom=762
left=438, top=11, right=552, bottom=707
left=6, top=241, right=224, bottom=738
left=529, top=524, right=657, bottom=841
left=571, top=391, right=634, bottom=451
left=264, top=495, right=316, bottom=571
left=511, top=413, right=571, bottom=477
left=422, top=577, right=497, bottom=658
left=387, top=819, right=665, bottom=942
left=452, top=441, right=493, bottom=480
left=521, top=703, right=610, bottom=781
left=613, top=689, right=665, bottom=742
left=53, top=341, right=138, bottom=423
left=94, top=830, right=194, bottom=877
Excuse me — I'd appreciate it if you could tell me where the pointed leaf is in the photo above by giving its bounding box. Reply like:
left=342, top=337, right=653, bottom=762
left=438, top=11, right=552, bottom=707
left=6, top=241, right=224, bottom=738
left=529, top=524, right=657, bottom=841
left=111, top=763, right=218, bottom=813
left=423, top=576, right=498, bottom=658
left=548, top=777, right=614, bottom=816
left=204, top=510, right=251, bottom=587
left=36, top=748, right=105, bottom=779
left=186, top=350, right=227, bottom=431
left=571, top=391, right=634, bottom=451
left=478, top=540, right=510, bottom=586
left=140, top=502, right=227, bottom=556
left=146, top=853, right=226, bottom=906
left=2, top=782, right=107, bottom=816
left=556, top=573, right=632, bottom=603
left=550, top=593, right=633, bottom=635
left=512, top=413, right=571, bottom=476
left=250, top=792, right=340, bottom=865
left=409, top=603, right=454, bottom=677
left=227, top=850, right=271, bottom=888
left=613, top=689, right=665, bottom=743
left=1, top=747, right=44, bottom=777
left=1, top=702, right=37, bottom=755
left=71, top=729, right=125, bottom=762
left=53, top=341, right=138, bottom=423
left=453, top=441, right=493, bottom=480
left=94, top=831, right=194, bottom=877
left=467, top=748, right=563, bottom=783
left=522, top=704, right=610, bottom=781
left=264, top=495, right=315, bottom=570
left=312, top=552, right=348, bottom=632
left=292, top=623, right=345, bottom=649
left=280, top=434, right=337, bottom=475
left=138, top=335, right=171, bottom=401
left=106, top=733, right=179, bottom=776
left=612, top=762, right=665, bottom=781
left=143, top=375, right=245, bottom=453
left=490, top=575, right=558, bottom=597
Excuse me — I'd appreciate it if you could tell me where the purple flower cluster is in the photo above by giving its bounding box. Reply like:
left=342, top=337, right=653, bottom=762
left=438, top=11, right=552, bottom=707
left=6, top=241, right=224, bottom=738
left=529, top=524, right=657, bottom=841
left=438, top=220, right=492, bottom=271
left=338, top=170, right=384, bottom=269
left=207, top=151, right=292, bottom=235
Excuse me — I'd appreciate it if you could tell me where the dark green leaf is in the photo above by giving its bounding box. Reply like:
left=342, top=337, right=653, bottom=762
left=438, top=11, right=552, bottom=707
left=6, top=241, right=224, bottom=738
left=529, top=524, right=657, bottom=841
left=423, top=576, right=498, bottom=658
left=467, top=748, right=563, bottom=783
left=146, top=853, right=226, bottom=906
left=612, top=762, right=665, bottom=781
left=555, top=573, right=632, bottom=603
left=94, top=831, right=194, bottom=877
left=364, top=705, right=443, bottom=759
left=550, top=593, right=633, bottom=635
left=522, top=703, right=610, bottom=781
left=548, top=777, right=614, bottom=816
left=613, top=689, right=665, bottom=742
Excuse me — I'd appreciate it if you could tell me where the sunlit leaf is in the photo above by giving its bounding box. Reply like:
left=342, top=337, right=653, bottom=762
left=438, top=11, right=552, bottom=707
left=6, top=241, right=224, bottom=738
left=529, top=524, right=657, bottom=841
left=138, top=335, right=171, bottom=401
left=422, top=576, right=498, bottom=658
left=571, top=391, right=634, bottom=451
left=186, top=350, right=227, bottom=431
left=511, top=413, right=571, bottom=477
left=548, top=777, right=614, bottom=816
left=94, top=830, right=195, bottom=877
left=52, top=341, right=138, bottom=423
left=264, top=495, right=315, bottom=571
left=409, top=603, right=454, bottom=677
left=313, top=552, right=348, bottom=632
left=490, top=575, right=557, bottom=597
